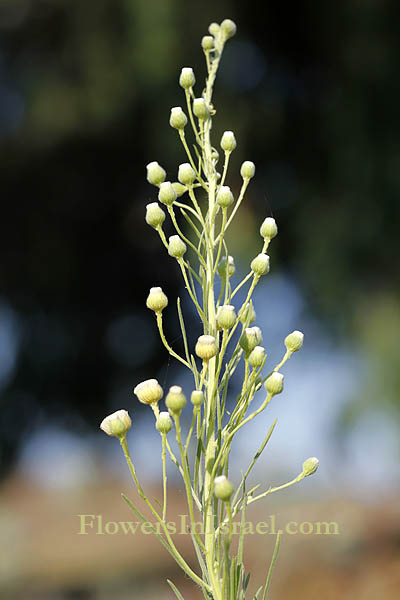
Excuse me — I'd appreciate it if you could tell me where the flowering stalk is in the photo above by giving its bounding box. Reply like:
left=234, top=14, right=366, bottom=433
left=100, top=18, right=319, bottom=600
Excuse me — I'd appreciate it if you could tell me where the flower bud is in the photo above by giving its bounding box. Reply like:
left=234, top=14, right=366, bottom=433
left=146, top=161, right=166, bottom=186
left=302, top=457, right=319, bottom=477
left=265, top=372, right=284, bottom=396
left=216, top=305, right=236, bottom=330
left=284, top=330, right=304, bottom=353
left=217, top=255, right=235, bottom=278
left=168, top=235, right=187, bottom=259
left=158, top=181, right=177, bottom=206
left=248, top=345, right=266, bottom=368
left=172, top=182, right=187, bottom=197
left=166, top=385, right=187, bottom=414
left=220, top=19, right=237, bottom=40
left=214, top=475, right=234, bottom=501
left=146, top=286, right=168, bottom=313
left=240, top=301, right=256, bottom=325
left=145, top=202, right=166, bottom=229
left=193, top=98, right=210, bottom=120
left=240, top=161, right=256, bottom=180
left=156, top=411, right=172, bottom=434
left=202, top=36, right=214, bottom=51
left=216, top=186, right=234, bottom=208
left=195, top=334, right=218, bottom=360
left=220, top=131, right=237, bottom=152
left=100, top=409, right=131, bottom=439
left=240, top=326, right=262, bottom=355
left=169, top=106, right=187, bottom=130
left=178, top=163, right=196, bottom=186
left=134, top=378, right=163, bottom=405
left=208, top=22, right=220, bottom=36
left=191, top=390, right=204, bottom=407
left=260, top=217, right=278, bottom=240
left=251, top=253, right=270, bottom=276
left=179, top=67, right=195, bottom=90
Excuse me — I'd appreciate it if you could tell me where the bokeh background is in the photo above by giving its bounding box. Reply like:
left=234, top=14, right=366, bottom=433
left=1, top=0, right=399, bottom=598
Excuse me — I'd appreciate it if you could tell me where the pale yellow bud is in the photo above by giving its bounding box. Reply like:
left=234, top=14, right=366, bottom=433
left=260, top=217, right=278, bottom=240
left=146, top=287, right=168, bottom=313
left=220, top=130, right=237, bottom=152
left=284, top=330, right=304, bottom=353
left=179, top=67, right=195, bottom=90
left=100, top=410, right=131, bottom=439
left=156, top=411, right=172, bottom=434
left=216, top=305, right=236, bottom=329
left=165, top=385, right=187, bottom=414
left=169, top=106, right=187, bottom=130
left=195, top=335, right=218, bottom=360
left=134, top=379, right=163, bottom=405
left=214, top=475, right=234, bottom=501
left=251, top=253, right=270, bottom=276
left=265, top=372, right=284, bottom=396
left=146, top=161, right=166, bottom=186
left=302, top=457, right=319, bottom=477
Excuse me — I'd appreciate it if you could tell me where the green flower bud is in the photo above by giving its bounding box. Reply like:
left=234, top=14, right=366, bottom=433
left=220, top=130, right=237, bottom=152
left=260, top=217, right=278, bottom=240
left=146, top=161, right=166, bottom=186
left=156, top=411, right=172, bottom=434
left=195, top=334, right=218, bottom=360
left=214, top=475, right=234, bottom=501
left=179, top=67, right=195, bottom=90
left=193, top=98, right=210, bottom=120
left=208, top=22, right=220, bottom=36
left=265, top=372, right=284, bottom=396
left=217, top=255, right=235, bottom=278
left=146, top=286, right=168, bottom=313
left=134, top=379, right=163, bottom=405
left=191, top=390, right=204, bottom=407
left=165, top=385, right=187, bottom=414
left=302, top=457, right=319, bottom=477
left=100, top=409, right=131, bottom=439
left=220, top=19, right=237, bottom=40
left=171, top=182, right=187, bottom=197
left=284, top=330, right=304, bottom=353
left=178, top=163, right=196, bottom=186
left=240, top=161, right=256, bottom=180
left=251, top=253, right=270, bottom=276
left=202, top=35, right=214, bottom=51
left=145, top=202, right=166, bottom=229
left=239, top=326, right=262, bottom=355
left=169, top=106, right=187, bottom=130
left=216, top=186, right=234, bottom=208
left=168, top=235, right=187, bottom=259
left=216, top=305, right=236, bottom=330
left=248, top=345, right=266, bottom=368
left=158, top=181, right=177, bottom=206
left=240, top=301, right=256, bottom=325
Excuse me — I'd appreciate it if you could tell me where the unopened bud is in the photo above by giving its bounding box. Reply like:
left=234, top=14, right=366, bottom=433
left=178, top=163, right=196, bottom=186
left=195, top=335, right=218, bottom=360
left=146, top=161, right=166, bottom=186
left=265, top=372, right=284, bottom=396
left=166, top=385, right=187, bottom=414
left=260, top=217, right=278, bottom=240
left=217, top=255, right=235, bottom=278
left=156, top=411, right=172, bottom=434
left=134, top=378, right=163, bottom=405
left=240, top=161, right=256, bottom=180
left=193, top=98, right=210, bottom=120
left=220, top=131, right=237, bottom=152
left=172, top=182, right=187, bottom=197
left=216, top=186, right=234, bottom=208
left=220, top=19, right=237, bottom=40
left=240, top=301, right=256, bottom=325
left=146, top=286, right=168, bottom=313
left=168, top=235, right=187, bottom=259
left=251, top=253, right=270, bottom=276
left=170, top=106, right=187, bottom=130
left=145, top=202, right=166, bottom=229
left=202, top=36, right=214, bottom=51
left=209, top=22, right=220, bottom=36
left=248, top=345, right=266, bottom=368
left=191, top=390, right=204, bottom=407
left=285, top=330, right=304, bottom=353
left=100, top=410, right=131, bottom=439
left=302, top=457, right=319, bottom=477
left=158, top=181, right=177, bottom=206
left=216, top=305, right=236, bottom=330
left=240, top=326, right=262, bottom=355
left=179, top=67, right=195, bottom=90
left=214, top=475, right=234, bottom=501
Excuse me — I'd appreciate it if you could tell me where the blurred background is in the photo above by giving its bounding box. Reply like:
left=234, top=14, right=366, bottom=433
left=0, top=0, right=399, bottom=598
